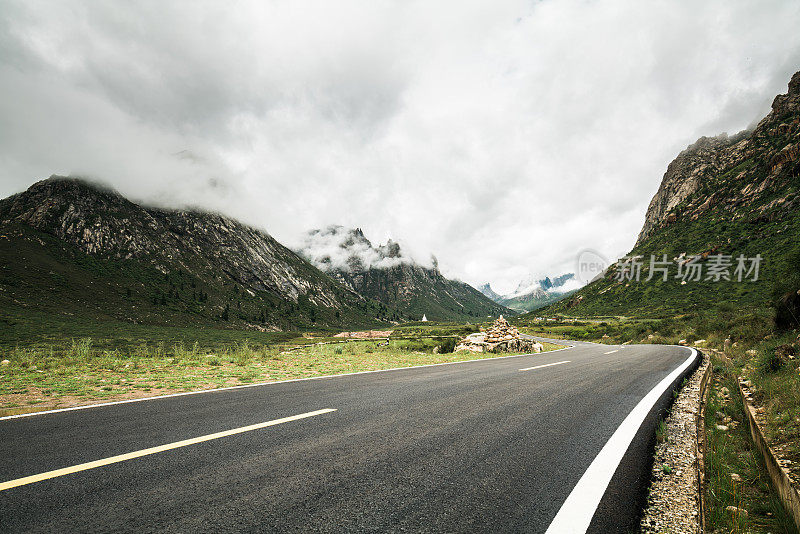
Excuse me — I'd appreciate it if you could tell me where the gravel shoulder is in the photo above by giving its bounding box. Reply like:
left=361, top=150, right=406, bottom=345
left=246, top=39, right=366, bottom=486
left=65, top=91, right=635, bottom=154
left=640, top=351, right=708, bottom=533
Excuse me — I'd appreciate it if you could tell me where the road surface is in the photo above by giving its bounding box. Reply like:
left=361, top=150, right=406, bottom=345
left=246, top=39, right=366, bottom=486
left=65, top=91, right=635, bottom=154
left=0, top=338, right=697, bottom=533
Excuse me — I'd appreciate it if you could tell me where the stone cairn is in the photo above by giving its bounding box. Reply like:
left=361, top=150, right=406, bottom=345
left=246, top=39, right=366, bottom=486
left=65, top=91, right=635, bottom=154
left=455, top=316, right=543, bottom=354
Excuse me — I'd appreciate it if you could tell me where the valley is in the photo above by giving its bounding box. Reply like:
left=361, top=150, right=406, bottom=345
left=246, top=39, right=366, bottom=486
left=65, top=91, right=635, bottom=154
left=0, top=31, right=798, bottom=534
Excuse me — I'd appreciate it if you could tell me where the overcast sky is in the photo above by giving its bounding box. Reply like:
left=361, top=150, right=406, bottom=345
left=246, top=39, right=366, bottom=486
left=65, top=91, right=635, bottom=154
left=1, top=1, right=799, bottom=294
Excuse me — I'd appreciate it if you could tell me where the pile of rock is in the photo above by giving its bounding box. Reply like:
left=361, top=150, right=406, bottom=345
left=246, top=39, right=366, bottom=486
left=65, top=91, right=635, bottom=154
left=455, top=316, right=543, bottom=354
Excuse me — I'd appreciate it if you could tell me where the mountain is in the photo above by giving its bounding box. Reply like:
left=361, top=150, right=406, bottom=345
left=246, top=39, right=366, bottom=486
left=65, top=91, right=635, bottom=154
left=479, top=273, right=576, bottom=312
left=509, top=272, right=576, bottom=298
left=478, top=283, right=503, bottom=302
left=298, top=226, right=511, bottom=321
left=534, top=71, right=800, bottom=318
left=501, top=286, right=574, bottom=313
left=0, top=177, right=387, bottom=331
left=540, top=273, right=576, bottom=291
left=501, top=276, right=577, bottom=312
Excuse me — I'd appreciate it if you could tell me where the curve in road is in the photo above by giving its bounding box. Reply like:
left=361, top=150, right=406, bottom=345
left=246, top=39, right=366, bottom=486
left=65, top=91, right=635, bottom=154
left=0, top=338, right=697, bottom=533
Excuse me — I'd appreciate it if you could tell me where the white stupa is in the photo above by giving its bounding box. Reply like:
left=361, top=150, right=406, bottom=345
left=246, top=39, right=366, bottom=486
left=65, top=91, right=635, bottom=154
left=421, top=314, right=428, bottom=322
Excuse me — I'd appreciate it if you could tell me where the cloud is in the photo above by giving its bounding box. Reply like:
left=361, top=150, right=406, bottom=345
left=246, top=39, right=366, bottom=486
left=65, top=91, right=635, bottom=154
left=1, top=0, right=799, bottom=295
left=298, top=225, right=416, bottom=272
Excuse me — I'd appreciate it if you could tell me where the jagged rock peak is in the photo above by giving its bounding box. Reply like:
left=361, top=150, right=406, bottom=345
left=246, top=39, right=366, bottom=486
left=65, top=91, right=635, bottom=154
left=788, top=71, right=800, bottom=94
left=479, top=283, right=503, bottom=302
left=636, top=70, right=800, bottom=246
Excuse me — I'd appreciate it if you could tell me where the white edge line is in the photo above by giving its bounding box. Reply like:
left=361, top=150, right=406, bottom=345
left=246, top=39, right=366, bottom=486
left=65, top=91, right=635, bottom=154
left=0, top=345, right=574, bottom=421
left=519, top=360, right=571, bottom=371
left=544, top=347, right=698, bottom=534
left=603, top=350, right=619, bottom=354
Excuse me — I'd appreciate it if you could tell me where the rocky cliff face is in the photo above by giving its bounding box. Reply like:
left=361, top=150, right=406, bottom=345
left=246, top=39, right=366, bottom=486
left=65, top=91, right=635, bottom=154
left=299, top=226, right=510, bottom=321
left=637, top=71, right=800, bottom=246
left=0, top=177, right=378, bottom=329
left=536, top=70, right=800, bottom=318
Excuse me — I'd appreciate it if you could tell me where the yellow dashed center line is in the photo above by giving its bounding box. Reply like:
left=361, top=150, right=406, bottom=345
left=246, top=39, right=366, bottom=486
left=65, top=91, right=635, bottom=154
left=0, top=408, right=337, bottom=491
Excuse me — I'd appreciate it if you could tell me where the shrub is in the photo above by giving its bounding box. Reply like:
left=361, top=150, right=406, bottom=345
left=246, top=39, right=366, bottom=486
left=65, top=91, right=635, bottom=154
left=773, top=290, right=800, bottom=331
left=69, top=338, right=93, bottom=360
left=757, top=347, right=785, bottom=374
left=436, top=338, right=457, bottom=354
left=727, top=313, right=772, bottom=343
left=771, top=247, right=800, bottom=331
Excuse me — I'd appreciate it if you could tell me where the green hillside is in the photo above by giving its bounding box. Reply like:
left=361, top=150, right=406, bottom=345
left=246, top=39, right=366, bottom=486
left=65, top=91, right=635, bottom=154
left=0, top=178, right=389, bottom=338
left=299, top=226, right=511, bottom=322
left=525, top=71, right=800, bottom=321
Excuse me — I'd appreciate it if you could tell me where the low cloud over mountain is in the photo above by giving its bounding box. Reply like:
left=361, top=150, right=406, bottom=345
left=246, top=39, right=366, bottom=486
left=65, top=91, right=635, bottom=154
left=299, top=225, right=433, bottom=273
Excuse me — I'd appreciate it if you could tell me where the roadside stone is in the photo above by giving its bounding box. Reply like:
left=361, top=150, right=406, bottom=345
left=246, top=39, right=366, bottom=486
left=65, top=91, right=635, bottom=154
left=716, top=424, right=729, bottom=431
left=0, top=359, right=9, bottom=366
left=730, top=473, right=742, bottom=483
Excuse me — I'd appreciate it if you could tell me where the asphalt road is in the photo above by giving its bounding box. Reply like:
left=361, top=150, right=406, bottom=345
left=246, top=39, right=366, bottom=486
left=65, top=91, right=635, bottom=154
left=0, top=338, right=697, bottom=533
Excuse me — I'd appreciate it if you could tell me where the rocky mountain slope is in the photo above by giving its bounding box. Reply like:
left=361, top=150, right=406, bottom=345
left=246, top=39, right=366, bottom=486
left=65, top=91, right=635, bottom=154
left=534, top=70, right=800, bottom=318
left=0, top=177, right=387, bottom=330
left=299, top=226, right=510, bottom=321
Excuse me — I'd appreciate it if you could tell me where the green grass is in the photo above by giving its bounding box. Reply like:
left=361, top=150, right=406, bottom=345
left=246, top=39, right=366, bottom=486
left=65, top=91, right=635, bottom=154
left=0, top=308, right=309, bottom=351
left=515, top=308, right=773, bottom=348
left=390, top=321, right=484, bottom=338
left=741, top=331, right=800, bottom=487
left=704, top=354, right=798, bottom=533
left=0, top=328, right=565, bottom=413
left=535, top=193, right=800, bottom=320
left=0, top=219, right=390, bottom=333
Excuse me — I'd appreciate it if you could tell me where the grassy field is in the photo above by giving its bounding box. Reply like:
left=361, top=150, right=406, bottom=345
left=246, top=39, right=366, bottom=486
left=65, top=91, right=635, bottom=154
left=515, top=306, right=774, bottom=347
left=704, top=353, right=798, bottom=533
left=0, top=324, right=563, bottom=414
